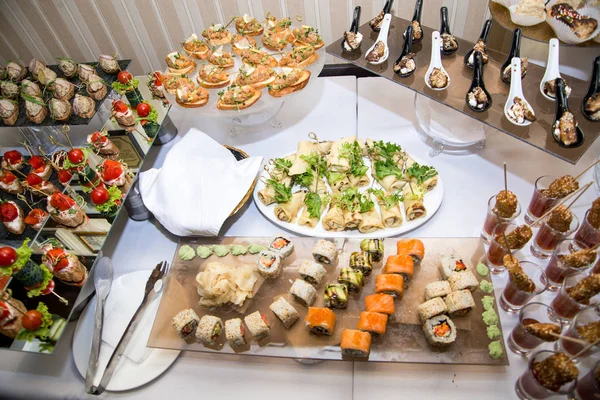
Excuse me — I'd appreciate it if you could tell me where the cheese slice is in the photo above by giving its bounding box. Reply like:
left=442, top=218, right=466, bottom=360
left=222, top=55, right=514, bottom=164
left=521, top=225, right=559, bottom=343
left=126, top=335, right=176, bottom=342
left=213, top=46, right=224, bottom=57
left=213, top=23, right=223, bottom=30
left=167, top=52, right=178, bottom=63
left=235, top=37, right=251, bottom=49
left=185, top=33, right=198, bottom=43
left=243, top=14, right=252, bottom=23
left=281, top=67, right=294, bottom=75
left=240, top=63, right=255, bottom=76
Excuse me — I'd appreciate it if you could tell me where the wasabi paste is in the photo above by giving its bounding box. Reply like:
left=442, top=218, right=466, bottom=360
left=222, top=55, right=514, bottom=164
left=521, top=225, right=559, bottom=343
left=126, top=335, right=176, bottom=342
left=197, top=246, right=213, bottom=259
left=482, top=309, right=499, bottom=326
left=480, top=279, right=494, bottom=294
left=248, top=244, right=265, bottom=254
left=487, top=325, right=501, bottom=340
left=230, top=244, right=248, bottom=256
left=179, top=245, right=196, bottom=261
left=482, top=295, right=495, bottom=311
left=476, top=262, right=489, bottom=277
left=210, top=245, right=229, bottom=257
left=488, top=341, right=503, bottom=359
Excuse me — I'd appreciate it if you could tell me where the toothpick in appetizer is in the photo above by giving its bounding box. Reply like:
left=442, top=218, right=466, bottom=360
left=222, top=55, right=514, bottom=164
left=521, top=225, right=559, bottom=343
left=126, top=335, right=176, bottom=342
left=112, top=70, right=143, bottom=107
left=22, top=173, right=58, bottom=197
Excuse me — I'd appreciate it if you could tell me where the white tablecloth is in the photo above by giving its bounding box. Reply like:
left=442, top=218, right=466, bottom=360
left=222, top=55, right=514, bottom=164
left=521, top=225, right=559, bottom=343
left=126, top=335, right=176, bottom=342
left=0, top=76, right=598, bottom=399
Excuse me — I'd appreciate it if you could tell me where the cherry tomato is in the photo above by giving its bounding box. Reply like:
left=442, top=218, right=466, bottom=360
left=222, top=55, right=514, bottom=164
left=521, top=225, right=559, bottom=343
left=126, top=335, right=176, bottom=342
left=101, top=160, right=123, bottom=182
left=153, top=71, right=163, bottom=86
left=49, top=193, right=75, bottom=211
left=0, top=171, right=16, bottom=185
left=0, top=301, right=9, bottom=320
left=91, top=185, right=110, bottom=205
left=117, top=71, right=132, bottom=84
left=4, top=150, right=22, bottom=165
left=0, top=202, right=18, bottom=222
left=136, top=102, right=151, bottom=118
left=26, top=173, right=43, bottom=186
left=54, top=256, right=70, bottom=272
left=29, top=156, right=45, bottom=170
left=112, top=100, right=129, bottom=113
left=41, top=279, right=55, bottom=295
left=67, top=148, right=85, bottom=164
left=90, top=131, right=107, bottom=144
left=0, top=247, right=17, bottom=266
left=22, top=310, right=43, bottom=331
left=57, top=169, right=73, bottom=184
left=24, top=208, right=47, bottom=226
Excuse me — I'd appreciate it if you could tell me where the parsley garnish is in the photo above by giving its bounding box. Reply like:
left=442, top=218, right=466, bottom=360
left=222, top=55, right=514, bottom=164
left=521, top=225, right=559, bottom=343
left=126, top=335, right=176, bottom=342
left=267, top=179, right=292, bottom=203
left=406, top=162, right=438, bottom=185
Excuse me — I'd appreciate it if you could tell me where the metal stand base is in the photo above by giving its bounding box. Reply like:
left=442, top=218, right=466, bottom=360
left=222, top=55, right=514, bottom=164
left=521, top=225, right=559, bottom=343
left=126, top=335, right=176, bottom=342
left=154, top=114, right=178, bottom=145
left=124, top=179, right=152, bottom=221
left=293, top=358, right=324, bottom=365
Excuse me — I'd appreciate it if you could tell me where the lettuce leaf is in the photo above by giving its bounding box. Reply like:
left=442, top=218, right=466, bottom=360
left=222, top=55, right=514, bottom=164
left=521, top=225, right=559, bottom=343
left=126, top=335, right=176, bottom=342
left=0, top=239, right=32, bottom=277
left=95, top=186, right=123, bottom=214
left=62, top=147, right=90, bottom=170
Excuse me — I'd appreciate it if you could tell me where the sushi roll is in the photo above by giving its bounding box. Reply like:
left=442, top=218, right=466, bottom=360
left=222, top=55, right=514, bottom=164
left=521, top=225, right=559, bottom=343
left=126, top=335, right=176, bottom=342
left=349, top=251, right=373, bottom=276
left=269, top=235, right=294, bottom=259
left=384, top=254, right=414, bottom=284
left=417, top=297, right=448, bottom=323
left=396, top=238, right=425, bottom=264
left=338, top=267, right=364, bottom=294
left=423, top=315, right=457, bottom=347
left=305, top=307, right=337, bottom=336
left=365, top=293, right=395, bottom=316
left=448, top=270, right=479, bottom=292
left=444, top=290, right=475, bottom=317
left=244, top=311, right=271, bottom=340
left=375, top=274, right=404, bottom=298
left=269, top=297, right=299, bottom=329
left=424, top=281, right=452, bottom=300
left=340, top=329, right=371, bottom=358
left=324, top=283, right=349, bottom=309
left=172, top=308, right=200, bottom=340
left=439, top=254, right=469, bottom=279
left=225, top=318, right=246, bottom=347
left=357, top=311, right=388, bottom=338
left=196, top=315, right=223, bottom=345
left=298, top=260, right=326, bottom=285
left=360, top=238, right=384, bottom=262
left=290, top=279, right=317, bottom=307
left=257, top=250, right=282, bottom=279
left=312, top=239, right=338, bottom=264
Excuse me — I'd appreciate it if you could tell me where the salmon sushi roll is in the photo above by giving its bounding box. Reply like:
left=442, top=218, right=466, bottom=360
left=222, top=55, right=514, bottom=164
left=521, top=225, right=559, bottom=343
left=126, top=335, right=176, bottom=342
left=375, top=274, right=404, bottom=298
left=341, top=329, right=371, bottom=358
left=396, top=238, right=425, bottom=264
left=357, top=311, right=388, bottom=338
left=365, top=293, right=395, bottom=315
left=384, top=254, right=414, bottom=284
left=305, top=307, right=336, bottom=336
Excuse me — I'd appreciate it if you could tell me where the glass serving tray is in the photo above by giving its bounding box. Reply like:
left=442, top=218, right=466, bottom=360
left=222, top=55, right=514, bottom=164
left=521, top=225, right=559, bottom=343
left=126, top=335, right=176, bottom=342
left=149, top=237, right=509, bottom=365
left=326, top=15, right=598, bottom=165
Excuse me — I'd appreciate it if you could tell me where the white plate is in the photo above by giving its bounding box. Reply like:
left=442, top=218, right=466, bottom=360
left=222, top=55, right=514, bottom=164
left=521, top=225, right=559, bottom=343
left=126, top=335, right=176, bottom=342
left=253, top=152, right=444, bottom=238
left=72, top=271, right=180, bottom=392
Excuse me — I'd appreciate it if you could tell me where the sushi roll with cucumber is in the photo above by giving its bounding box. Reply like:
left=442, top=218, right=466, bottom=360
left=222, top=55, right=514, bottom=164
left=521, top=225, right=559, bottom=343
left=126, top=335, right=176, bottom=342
left=269, top=235, right=294, bottom=259
left=444, top=290, right=475, bottom=317
left=340, top=329, right=371, bottom=358
left=172, top=308, right=200, bottom=340
left=360, top=238, right=384, bottom=262
left=338, top=267, right=364, bottom=294
left=423, top=315, right=456, bottom=347
left=290, top=278, right=317, bottom=307
left=244, top=311, right=271, bottom=340
left=269, top=297, right=299, bottom=329
left=349, top=251, right=373, bottom=276
left=196, top=315, right=223, bottom=346
left=417, top=297, right=448, bottom=323
left=225, top=318, right=246, bottom=347
left=312, top=239, right=338, bottom=264
left=357, top=311, right=388, bottom=338
left=257, top=250, right=282, bottom=279
left=305, top=307, right=337, bottom=336
left=324, top=283, right=349, bottom=309
left=298, top=260, right=326, bottom=285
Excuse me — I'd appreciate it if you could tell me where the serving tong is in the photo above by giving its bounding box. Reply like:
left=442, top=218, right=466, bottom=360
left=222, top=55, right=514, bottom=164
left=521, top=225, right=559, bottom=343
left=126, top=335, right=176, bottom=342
left=439, top=6, right=459, bottom=56
left=464, top=19, right=492, bottom=69
left=393, top=25, right=415, bottom=77
left=424, top=31, right=450, bottom=91
left=370, top=0, right=394, bottom=32
left=552, top=78, right=584, bottom=148
left=582, top=56, right=600, bottom=122
left=504, top=57, right=535, bottom=127
left=342, top=6, right=362, bottom=52
left=500, top=28, right=524, bottom=84
left=365, top=14, right=392, bottom=65
left=540, top=38, right=568, bottom=101
left=466, top=51, right=492, bottom=112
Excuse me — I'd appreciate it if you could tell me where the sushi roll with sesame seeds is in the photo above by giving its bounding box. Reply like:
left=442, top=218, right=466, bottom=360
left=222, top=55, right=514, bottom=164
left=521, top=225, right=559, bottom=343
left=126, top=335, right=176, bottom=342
left=447, top=270, right=479, bottom=292
left=444, top=290, right=475, bottom=317
left=289, top=278, right=317, bottom=307
left=423, top=315, right=456, bottom=347
left=298, top=260, right=326, bottom=286
left=312, top=239, right=338, bottom=264
left=269, top=235, right=294, bottom=259
left=269, top=297, right=299, bottom=329
left=196, top=315, right=223, bottom=346
left=424, top=281, right=452, bottom=300
left=257, top=250, right=282, bottom=279
left=244, top=311, right=271, bottom=340
left=172, top=308, right=200, bottom=340
left=225, top=318, right=246, bottom=347
left=417, top=297, right=448, bottom=323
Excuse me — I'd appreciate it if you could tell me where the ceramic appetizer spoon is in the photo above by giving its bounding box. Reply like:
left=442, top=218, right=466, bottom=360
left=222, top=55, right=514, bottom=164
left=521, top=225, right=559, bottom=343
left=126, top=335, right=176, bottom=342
left=393, top=25, right=415, bottom=77
left=466, top=51, right=492, bottom=112
left=500, top=28, right=526, bottom=84
left=540, top=38, right=571, bottom=101
left=464, top=19, right=493, bottom=69
left=365, top=14, right=392, bottom=65
left=504, top=57, right=536, bottom=127
left=552, top=78, right=584, bottom=148
left=405, top=0, right=424, bottom=43
left=582, top=55, right=600, bottom=122
left=343, top=6, right=363, bottom=51
left=370, top=0, right=394, bottom=32
left=424, top=31, right=450, bottom=90
left=440, top=6, right=459, bottom=56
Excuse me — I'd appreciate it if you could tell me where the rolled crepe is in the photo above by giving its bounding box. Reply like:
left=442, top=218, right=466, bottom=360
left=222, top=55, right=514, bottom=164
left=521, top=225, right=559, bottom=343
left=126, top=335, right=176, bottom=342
left=404, top=197, right=426, bottom=221
left=271, top=154, right=296, bottom=181
left=308, top=175, right=328, bottom=195
left=421, top=176, right=438, bottom=192
left=274, top=190, right=306, bottom=222
left=258, top=177, right=291, bottom=206
left=322, top=204, right=345, bottom=231
left=298, top=197, right=329, bottom=228
left=326, top=135, right=355, bottom=173
left=379, top=175, right=406, bottom=192
left=358, top=208, right=384, bottom=233
left=330, top=175, right=352, bottom=192
left=343, top=209, right=362, bottom=229
left=380, top=204, right=403, bottom=228
left=289, top=142, right=318, bottom=176
left=349, top=173, right=370, bottom=187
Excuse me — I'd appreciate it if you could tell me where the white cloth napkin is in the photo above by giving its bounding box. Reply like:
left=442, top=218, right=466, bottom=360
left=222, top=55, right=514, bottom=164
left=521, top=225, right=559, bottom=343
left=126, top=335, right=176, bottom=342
left=139, top=128, right=263, bottom=236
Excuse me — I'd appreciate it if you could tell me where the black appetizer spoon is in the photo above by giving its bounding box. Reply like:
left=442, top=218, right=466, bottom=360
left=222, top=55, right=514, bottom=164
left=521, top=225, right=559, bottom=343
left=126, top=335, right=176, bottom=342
left=466, top=51, right=492, bottom=112
left=342, top=6, right=362, bottom=51
left=582, top=56, right=600, bottom=122
left=553, top=78, right=584, bottom=148
left=408, top=0, right=424, bottom=43
left=371, top=0, right=394, bottom=32
left=440, top=6, right=459, bottom=55
left=500, top=28, right=524, bottom=84
left=393, top=25, right=415, bottom=77
left=464, top=19, right=493, bottom=69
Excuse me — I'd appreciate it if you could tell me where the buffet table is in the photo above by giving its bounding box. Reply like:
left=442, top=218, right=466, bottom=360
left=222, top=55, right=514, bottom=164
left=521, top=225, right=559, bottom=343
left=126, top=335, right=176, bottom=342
left=0, top=75, right=598, bottom=399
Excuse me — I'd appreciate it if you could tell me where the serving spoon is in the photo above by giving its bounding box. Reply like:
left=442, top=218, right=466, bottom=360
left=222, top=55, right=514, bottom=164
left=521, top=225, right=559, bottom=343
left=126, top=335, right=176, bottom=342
left=500, top=28, right=523, bottom=84
left=440, top=6, right=459, bottom=56
left=540, top=38, right=569, bottom=101
left=581, top=56, right=600, bottom=122
left=393, top=25, right=415, bottom=77
left=405, top=0, right=424, bottom=43
left=552, top=78, right=584, bottom=148
left=504, top=57, right=535, bottom=127
left=342, top=6, right=362, bottom=52
left=464, top=19, right=492, bottom=69
left=466, top=51, right=492, bottom=112
left=365, top=14, right=391, bottom=65
left=424, top=31, right=450, bottom=91
left=370, top=0, right=394, bottom=32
